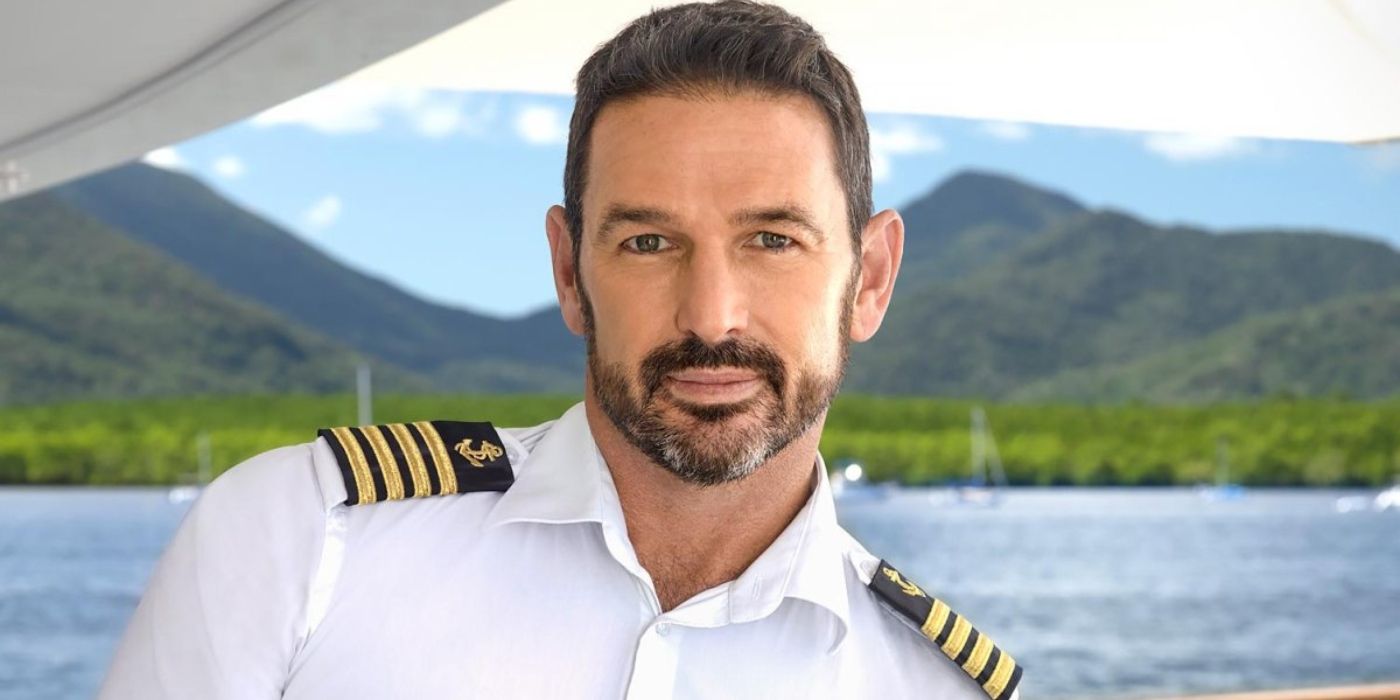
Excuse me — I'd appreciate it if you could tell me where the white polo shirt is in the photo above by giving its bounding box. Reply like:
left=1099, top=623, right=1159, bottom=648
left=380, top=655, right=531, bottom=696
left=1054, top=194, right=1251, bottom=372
left=100, top=402, right=1019, bottom=699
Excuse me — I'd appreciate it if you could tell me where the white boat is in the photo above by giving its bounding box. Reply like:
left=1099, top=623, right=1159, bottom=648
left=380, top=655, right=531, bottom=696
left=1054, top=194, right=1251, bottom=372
left=831, top=462, right=897, bottom=502
left=1333, top=481, right=1400, bottom=513
left=1374, top=484, right=1400, bottom=512
left=166, top=485, right=201, bottom=504
left=1334, top=495, right=1371, bottom=514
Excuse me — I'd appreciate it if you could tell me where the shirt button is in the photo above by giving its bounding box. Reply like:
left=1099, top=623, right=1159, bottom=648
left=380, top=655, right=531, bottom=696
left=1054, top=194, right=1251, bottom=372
left=655, top=622, right=672, bottom=636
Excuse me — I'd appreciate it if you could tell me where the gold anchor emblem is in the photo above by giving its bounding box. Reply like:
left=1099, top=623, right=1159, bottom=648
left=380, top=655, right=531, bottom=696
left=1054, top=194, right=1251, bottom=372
left=453, top=438, right=504, bottom=467
left=882, top=567, right=925, bottom=598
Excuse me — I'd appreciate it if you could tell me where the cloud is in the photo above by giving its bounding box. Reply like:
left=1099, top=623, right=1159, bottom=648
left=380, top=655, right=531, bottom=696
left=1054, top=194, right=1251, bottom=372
left=302, top=195, right=342, bottom=231
left=412, top=103, right=467, bottom=138
left=409, top=94, right=497, bottom=139
left=142, top=147, right=185, bottom=170
left=978, top=121, right=1031, bottom=142
left=514, top=105, right=568, bottom=146
left=1143, top=132, right=1256, bottom=163
left=252, top=82, right=495, bottom=139
left=868, top=122, right=943, bottom=182
left=212, top=155, right=245, bottom=179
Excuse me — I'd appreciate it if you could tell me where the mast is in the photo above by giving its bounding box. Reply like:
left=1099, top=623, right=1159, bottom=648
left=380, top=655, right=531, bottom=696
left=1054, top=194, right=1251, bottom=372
left=970, top=407, right=988, bottom=486
left=357, top=362, right=373, bottom=426
left=971, top=406, right=1008, bottom=488
left=195, top=430, right=212, bottom=485
left=1215, top=437, right=1230, bottom=486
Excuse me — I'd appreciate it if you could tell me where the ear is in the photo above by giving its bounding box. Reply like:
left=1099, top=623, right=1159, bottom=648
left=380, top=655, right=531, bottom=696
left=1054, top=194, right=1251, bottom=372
left=849, top=208, right=904, bottom=343
left=545, top=205, right=587, bottom=336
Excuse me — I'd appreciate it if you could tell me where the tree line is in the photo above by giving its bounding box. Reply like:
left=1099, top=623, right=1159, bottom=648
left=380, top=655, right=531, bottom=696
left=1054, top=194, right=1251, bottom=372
left=0, top=394, right=1396, bottom=487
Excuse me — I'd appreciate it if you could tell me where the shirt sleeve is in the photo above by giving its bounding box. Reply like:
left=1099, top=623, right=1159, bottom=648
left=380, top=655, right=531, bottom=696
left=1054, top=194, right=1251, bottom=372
left=98, top=442, right=329, bottom=700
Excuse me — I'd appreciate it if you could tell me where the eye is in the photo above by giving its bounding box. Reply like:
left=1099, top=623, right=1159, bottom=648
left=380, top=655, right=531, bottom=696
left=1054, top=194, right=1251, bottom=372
left=623, top=233, right=673, bottom=253
left=753, top=231, right=793, bottom=251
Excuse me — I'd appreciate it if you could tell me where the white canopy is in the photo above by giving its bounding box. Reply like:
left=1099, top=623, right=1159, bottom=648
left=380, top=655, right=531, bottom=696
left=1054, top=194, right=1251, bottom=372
left=0, top=0, right=508, bottom=200
left=3, top=0, right=1398, bottom=202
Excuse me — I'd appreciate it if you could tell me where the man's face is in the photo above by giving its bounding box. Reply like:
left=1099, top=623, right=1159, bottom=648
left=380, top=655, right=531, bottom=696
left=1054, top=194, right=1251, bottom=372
left=576, top=91, right=857, bottom=486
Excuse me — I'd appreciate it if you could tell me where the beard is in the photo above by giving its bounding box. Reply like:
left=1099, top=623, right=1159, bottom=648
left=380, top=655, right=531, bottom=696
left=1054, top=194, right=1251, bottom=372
left=582, top=274, right=855, bottom=487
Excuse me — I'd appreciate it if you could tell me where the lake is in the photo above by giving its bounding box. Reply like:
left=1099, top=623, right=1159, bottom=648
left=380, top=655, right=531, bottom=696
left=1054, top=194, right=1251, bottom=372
left=2, top=487, right=1397, bottom=699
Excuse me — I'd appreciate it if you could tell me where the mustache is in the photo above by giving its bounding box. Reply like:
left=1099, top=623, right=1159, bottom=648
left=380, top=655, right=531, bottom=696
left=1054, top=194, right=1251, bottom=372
left=639, top=336, right=786, bottom=399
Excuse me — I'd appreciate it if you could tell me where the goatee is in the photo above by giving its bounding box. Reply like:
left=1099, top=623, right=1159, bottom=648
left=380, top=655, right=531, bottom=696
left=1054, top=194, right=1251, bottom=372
left=590, top=334, right=844, bottom=486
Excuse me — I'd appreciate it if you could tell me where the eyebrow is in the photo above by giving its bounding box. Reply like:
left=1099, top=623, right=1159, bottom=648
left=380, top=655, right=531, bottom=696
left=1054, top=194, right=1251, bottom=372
left=729, top=204, right=827, bottom=243
left=597, top=204, right=678, bottom=241
left=595, top=202, right=829, bottom=243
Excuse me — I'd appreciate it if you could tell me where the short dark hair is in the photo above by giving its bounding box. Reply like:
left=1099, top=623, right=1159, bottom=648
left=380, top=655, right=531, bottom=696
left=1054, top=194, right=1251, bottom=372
left=563, top=0, right=872, bottom=252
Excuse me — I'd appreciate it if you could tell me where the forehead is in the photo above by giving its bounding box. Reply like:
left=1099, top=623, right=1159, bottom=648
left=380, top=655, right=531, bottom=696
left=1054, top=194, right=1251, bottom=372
left=584, top=90, right=844, bottom=228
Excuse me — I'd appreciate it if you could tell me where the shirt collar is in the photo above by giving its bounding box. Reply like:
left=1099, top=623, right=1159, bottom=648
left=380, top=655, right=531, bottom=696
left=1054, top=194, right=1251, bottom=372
left=725, top=451, right=852, bottom=652
left=483, top=402, right=608, bottom=529
left=484, top=402, right=853, bottom=651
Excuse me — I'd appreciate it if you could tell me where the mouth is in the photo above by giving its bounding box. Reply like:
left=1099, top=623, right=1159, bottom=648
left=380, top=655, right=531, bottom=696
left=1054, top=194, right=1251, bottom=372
left=663, top=368, right=764, bottom=404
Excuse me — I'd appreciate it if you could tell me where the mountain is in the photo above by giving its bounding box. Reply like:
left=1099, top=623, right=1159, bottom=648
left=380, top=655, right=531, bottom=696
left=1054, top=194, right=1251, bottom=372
left=1010, top=288, right=1400, bottom=402
left=51, top=163, right=583, bottom=391
left=0, top=193, right=425, bottom=404
left=7, top=162, right=1398, bottom=404
left=895, top=169, right=1085, bottom=281
left=847, top=207, right=1400, bottom=398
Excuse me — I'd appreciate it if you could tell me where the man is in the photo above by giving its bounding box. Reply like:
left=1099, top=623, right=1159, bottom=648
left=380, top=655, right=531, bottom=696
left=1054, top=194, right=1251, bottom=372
left=100, top=2, right=1022, bottom=698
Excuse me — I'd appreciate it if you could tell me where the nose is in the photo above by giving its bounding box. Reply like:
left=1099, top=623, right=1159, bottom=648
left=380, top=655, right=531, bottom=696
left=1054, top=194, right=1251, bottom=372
left=674, top=245, right=749, bottom=345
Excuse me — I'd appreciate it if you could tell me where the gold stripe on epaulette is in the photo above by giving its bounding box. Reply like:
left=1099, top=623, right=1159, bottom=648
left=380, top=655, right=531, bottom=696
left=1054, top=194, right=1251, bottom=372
left=922, top=598, right=952, bottom=640
left=963, top=634, right=995, bottom=679
left=413, top=421, right=457, bottom=494
left=985, top=651, right=1019, bottom=699
left=361, top=425, right=404, bottom=501
left=871, top=561, right=1021, bottom=700
left=941, top=615, right=972, bottom=658
left=387, top=422, right=432, bottom=497
left=330, top=426, right=377, bottom=504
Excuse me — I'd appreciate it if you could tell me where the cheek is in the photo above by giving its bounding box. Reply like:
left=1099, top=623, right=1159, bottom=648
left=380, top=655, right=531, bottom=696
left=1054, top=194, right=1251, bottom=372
left=756, top=274, right=848, bottom=370
left=585, top=272, right=673, bottom=364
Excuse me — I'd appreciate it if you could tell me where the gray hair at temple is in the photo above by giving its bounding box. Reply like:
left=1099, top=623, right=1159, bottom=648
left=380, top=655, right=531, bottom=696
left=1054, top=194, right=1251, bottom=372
left=562, top=0, right=873, bottom=253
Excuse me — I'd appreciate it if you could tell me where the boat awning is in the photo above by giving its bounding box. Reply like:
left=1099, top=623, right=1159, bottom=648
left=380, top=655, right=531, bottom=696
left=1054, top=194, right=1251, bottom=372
left=0, top=0, right=510, bottom=200
left=3, top=0, right=1399, bottom=202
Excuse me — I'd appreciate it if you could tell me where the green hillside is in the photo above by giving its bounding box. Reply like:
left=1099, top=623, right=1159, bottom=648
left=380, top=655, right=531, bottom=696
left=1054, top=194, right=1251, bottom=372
left=849, top=209, right=1400, bottom=397
left=4, top=163, right=1394, bottom=404
left=1012, top=288, right=1400, bottom=402
left=0, top=193, right=425, bottom=403
left=53, top=163, right=583, bottom=391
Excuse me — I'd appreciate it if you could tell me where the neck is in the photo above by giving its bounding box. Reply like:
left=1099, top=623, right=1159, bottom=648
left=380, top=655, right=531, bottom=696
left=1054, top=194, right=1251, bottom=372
left=584, top=390, right=824, bottom=612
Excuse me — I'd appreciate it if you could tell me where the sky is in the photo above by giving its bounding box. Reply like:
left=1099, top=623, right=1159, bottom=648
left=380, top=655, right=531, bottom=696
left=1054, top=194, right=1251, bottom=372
left=146, top=82, right=1400, bottom=319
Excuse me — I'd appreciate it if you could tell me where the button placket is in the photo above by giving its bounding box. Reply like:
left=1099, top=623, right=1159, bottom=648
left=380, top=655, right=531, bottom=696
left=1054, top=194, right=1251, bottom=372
left=624, top=620, right=681, bottom=699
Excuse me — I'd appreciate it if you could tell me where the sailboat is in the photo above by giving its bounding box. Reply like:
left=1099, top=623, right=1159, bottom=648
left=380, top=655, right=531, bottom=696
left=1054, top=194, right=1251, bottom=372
left=1196, top=437, right=1245, bottom=501
left=165, top=363, right=374, bottom=505
left=167, top=431, right=212, bottom=504
left=949, top=406, right=1008, bottom=507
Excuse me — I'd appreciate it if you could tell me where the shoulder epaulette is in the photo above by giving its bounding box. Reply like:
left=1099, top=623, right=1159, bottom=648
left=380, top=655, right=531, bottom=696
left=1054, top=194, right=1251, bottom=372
left=869, top=560, right=1022, bottom=700
left=316, top=421, right=514, bottom=505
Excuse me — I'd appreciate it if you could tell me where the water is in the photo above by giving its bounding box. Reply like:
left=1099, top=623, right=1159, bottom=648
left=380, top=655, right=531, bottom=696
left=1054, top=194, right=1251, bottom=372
left=0, top=489, right=184, bottom=700
left=2, top=487, right=1397, bottom=700
left=840, top=489, right=1400, bottom=699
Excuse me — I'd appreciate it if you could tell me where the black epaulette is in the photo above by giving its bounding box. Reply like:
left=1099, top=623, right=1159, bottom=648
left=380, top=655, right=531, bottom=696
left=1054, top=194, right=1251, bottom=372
left=869, top=560, right=1023, bottom=700
left=316, top=421, right=514, bottom=506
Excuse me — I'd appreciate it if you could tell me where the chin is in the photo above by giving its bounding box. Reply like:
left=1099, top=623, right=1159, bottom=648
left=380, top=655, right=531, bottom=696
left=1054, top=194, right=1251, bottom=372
left=662, top=393, right=769, bottom=425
